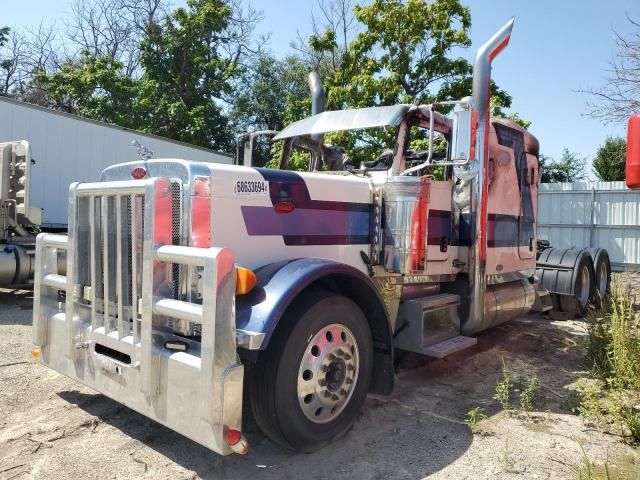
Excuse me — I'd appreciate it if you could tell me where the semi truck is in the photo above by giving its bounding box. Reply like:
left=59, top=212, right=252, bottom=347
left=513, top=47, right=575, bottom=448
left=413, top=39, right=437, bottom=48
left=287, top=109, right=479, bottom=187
left=31, top=18, right=610, bottom=456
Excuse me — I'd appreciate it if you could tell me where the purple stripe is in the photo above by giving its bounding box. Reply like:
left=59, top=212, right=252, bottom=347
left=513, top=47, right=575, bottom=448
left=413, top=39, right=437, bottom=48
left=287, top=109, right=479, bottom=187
left=242, top=206, right=371, bottom=243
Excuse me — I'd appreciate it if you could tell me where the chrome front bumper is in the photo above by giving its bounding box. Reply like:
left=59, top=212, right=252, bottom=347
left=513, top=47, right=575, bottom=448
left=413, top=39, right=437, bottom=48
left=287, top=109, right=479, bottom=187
left=32, top=178, right=244, bottom=455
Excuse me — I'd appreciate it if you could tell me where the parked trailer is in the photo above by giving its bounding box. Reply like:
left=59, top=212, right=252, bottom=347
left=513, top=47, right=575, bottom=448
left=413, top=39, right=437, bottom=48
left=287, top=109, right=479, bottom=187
left=31, top=18, right=610, bottom=456
left=0, top=96, right=232, bottom=227
left=0, top=98, right=231, bottom=288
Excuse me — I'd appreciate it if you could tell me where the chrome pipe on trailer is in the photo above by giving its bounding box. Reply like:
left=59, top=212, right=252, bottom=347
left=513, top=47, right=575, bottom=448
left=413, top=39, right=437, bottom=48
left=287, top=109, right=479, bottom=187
left=464, top=18, right=514, bottom=335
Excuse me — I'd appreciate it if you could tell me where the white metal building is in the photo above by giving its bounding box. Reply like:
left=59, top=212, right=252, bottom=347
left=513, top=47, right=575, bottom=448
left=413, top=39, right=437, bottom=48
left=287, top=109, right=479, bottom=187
left=0, top=96, right=232, bottom=226
left=538, top=181, right=640, bottom=271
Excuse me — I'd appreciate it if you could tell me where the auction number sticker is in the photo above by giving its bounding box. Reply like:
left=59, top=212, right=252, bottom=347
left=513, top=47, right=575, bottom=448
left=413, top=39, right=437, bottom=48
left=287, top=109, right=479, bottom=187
left=233, top=179, right=269, bottom=195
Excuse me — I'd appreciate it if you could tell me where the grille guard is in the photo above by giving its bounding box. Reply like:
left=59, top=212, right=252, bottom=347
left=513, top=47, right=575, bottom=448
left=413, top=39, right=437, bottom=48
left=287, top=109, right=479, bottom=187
left=32, top=177, right=244, bottom=455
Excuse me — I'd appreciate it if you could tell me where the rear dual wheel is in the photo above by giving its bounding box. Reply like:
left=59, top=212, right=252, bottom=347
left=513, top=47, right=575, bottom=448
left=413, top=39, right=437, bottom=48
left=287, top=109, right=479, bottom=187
left=555, top=249, right=610, bottom=316
left=558, top=256, right=595, bottom=316
left=248, top=291, right=373, bottom=452
left=584, top=248, right=611, bottom=302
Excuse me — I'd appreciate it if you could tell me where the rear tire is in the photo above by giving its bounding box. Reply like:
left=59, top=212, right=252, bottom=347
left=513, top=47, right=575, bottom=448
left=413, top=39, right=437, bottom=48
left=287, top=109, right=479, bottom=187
left=248, top=291, right=373, bottom=452
left=584, top=248, right=611, bottom=302
left=558, top=254, right=596, bottom=317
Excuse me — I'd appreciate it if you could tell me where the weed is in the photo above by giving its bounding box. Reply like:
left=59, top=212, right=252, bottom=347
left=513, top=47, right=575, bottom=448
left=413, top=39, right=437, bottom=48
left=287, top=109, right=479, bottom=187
left=574, top=443, right=596, bottom=480
left=494, top=357, right=512, bottom=410
left=578, top=280, right=640, bottom=443
left=498, top=439, right=517, bottom=473
left=520, top=375, right=540, bottom=412
left=465, top=406, right=487, bottom=433
left=584, top=281, right=640, bottom=389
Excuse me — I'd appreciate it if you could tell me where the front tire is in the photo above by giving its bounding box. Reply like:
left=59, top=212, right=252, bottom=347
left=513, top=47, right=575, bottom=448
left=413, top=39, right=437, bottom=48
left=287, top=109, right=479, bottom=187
left=248, top=291, right=373, bottom=452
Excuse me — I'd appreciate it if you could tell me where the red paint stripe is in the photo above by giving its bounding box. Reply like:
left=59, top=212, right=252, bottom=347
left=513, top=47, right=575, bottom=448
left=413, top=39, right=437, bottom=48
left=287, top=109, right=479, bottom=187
left=488, top=35, right=511, bottom=61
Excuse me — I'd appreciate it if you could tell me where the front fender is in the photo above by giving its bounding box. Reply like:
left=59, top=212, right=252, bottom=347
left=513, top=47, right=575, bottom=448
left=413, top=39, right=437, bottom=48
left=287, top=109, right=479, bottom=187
left=236, top=258, right=387, bottom=349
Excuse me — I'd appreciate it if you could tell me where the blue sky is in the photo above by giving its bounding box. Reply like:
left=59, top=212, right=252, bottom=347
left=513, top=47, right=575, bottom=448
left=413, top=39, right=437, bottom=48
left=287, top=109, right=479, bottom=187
left=3, top=0, right=639, bottom=176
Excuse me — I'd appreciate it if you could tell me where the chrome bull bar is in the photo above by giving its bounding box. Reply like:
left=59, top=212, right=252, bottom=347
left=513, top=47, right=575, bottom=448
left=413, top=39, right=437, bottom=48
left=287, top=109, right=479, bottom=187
left=32, top=178, right=244, bottom=455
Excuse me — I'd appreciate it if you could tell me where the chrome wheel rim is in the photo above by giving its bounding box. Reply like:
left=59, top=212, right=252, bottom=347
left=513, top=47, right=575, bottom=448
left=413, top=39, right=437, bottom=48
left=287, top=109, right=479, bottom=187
left=597, top=262, right=608, bottom=297
left=579, top=265, right=590, bottom=306
left=297, top=323, right=359, bottom=424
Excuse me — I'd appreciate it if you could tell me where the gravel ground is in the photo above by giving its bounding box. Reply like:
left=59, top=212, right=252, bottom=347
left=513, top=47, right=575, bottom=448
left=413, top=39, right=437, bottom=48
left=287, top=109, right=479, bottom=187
left=1, top=279, right=639, bottom=480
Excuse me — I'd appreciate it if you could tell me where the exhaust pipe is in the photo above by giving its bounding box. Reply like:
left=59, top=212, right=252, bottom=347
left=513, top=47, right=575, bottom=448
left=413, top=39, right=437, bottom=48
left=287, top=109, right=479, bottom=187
left=464, top=18, right=514, bottom=335
left=308, top=71, right=325, bottom=118
left=308, top=72, right=326, bottom=171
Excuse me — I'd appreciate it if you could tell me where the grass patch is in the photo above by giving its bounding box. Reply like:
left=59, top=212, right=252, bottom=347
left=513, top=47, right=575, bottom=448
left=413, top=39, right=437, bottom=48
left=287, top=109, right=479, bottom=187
left=578, top=279, right=640, bottom=443
left=494, top=358, right=542, bottom=414
left=585, top=281, right=640, bottom=389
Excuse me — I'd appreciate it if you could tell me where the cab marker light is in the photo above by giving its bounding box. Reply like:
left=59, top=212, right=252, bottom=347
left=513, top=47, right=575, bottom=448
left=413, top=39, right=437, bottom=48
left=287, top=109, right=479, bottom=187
left=236, top=266, right=257, bottom=295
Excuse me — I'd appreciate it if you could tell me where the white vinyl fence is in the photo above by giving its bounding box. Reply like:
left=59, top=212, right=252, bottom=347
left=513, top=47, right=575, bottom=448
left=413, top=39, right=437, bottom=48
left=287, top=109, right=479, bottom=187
left=537, top=181, right=640, bottom=271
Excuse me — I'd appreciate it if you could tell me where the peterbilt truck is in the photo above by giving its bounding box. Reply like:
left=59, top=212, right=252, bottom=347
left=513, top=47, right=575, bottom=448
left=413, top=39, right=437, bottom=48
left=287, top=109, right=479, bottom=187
left=31, top=19, right=610, bottom=456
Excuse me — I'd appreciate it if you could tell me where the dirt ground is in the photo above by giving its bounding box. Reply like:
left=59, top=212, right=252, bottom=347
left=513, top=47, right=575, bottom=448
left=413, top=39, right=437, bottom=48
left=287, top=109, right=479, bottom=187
left=1, top=278, right=639, bottom=480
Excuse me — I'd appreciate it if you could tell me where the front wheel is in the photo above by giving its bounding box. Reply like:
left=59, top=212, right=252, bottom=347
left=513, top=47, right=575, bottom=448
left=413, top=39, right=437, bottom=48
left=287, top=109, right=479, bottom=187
left=248, top=291, right=373, bottom=452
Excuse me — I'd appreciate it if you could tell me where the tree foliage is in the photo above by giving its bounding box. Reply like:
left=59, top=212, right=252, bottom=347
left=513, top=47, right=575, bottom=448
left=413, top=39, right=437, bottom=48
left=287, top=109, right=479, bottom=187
left=539, top=149, right=586, bottom=183
left=582, top=15, right=640, bottom=124
left=67, top=0, right=168, bottom=76
left=0, top=26, right=12, bottom=94
left=1, top=0, right=529, bottom=160
left=288, top=0, right=525, bottom=166
left=20, top=0, right=260, bottom=152
left=33, top=54, right=140, bottom=126
left=592, top=136, right=626, bottom=181
left=136, top=0, right=246, bottom=150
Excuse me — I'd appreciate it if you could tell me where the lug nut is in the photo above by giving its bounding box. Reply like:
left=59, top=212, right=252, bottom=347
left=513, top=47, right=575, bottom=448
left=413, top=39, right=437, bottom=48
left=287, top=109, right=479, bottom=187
left=347, top=364, right=355, bottom=371
left=320, top=365, right=329, bottom=372
left=344, top=354, right=352, bottom=360
left=331, top=394, right=339, bottom=401
left=324, top=391, right=331, bottom=398
left=329, top=353, right=337, bottom=361
left=319, top=379, right=327, bottom=387
left=345, top=377, right=353, bottom=385
left=339, top=389, right=348, bottom=396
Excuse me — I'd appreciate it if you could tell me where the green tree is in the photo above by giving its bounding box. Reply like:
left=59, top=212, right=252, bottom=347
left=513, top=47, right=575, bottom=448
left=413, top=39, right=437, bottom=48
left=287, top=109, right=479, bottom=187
left=137, top=0, right=243, bottom=151
left=33, top=53, right=140, bottom=127
left=540, top=149, right=586, bottom=183
left=592, top=136, right=626, bottom=181
left=289, top=0, right=525, bottom=166
left=313, top=0, right=514, bottom=109
left=231, top=54, right=310, bottom=166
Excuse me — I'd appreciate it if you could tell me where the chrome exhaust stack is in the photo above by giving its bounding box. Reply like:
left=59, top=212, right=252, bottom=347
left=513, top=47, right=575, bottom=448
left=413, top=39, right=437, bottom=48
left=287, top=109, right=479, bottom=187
left=308, top=71, right=325, bottom=118
left=463, top=18, right=514, bottom=335
left=308, top=71, right=326, bottom=171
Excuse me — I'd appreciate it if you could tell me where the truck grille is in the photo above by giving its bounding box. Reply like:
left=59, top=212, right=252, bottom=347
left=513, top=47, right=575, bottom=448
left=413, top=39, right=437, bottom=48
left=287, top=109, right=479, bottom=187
left=72, top=179, right=182, bottom=342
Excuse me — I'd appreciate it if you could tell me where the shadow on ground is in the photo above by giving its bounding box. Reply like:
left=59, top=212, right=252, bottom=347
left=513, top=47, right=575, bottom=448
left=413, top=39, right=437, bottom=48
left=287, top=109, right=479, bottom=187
left=0, top=289, right=33, bottom=325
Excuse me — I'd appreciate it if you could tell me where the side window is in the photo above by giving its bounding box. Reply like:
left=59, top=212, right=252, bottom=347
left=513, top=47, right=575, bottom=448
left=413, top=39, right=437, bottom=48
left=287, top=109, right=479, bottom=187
left=406, top=124, right=449, bottom=178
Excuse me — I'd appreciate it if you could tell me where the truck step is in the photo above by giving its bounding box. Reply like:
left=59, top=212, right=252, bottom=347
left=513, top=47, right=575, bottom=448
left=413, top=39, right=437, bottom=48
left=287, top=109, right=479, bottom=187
left=423, top=335, right=477, bottom=359
left=393, top=293, right=461, bottom=355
